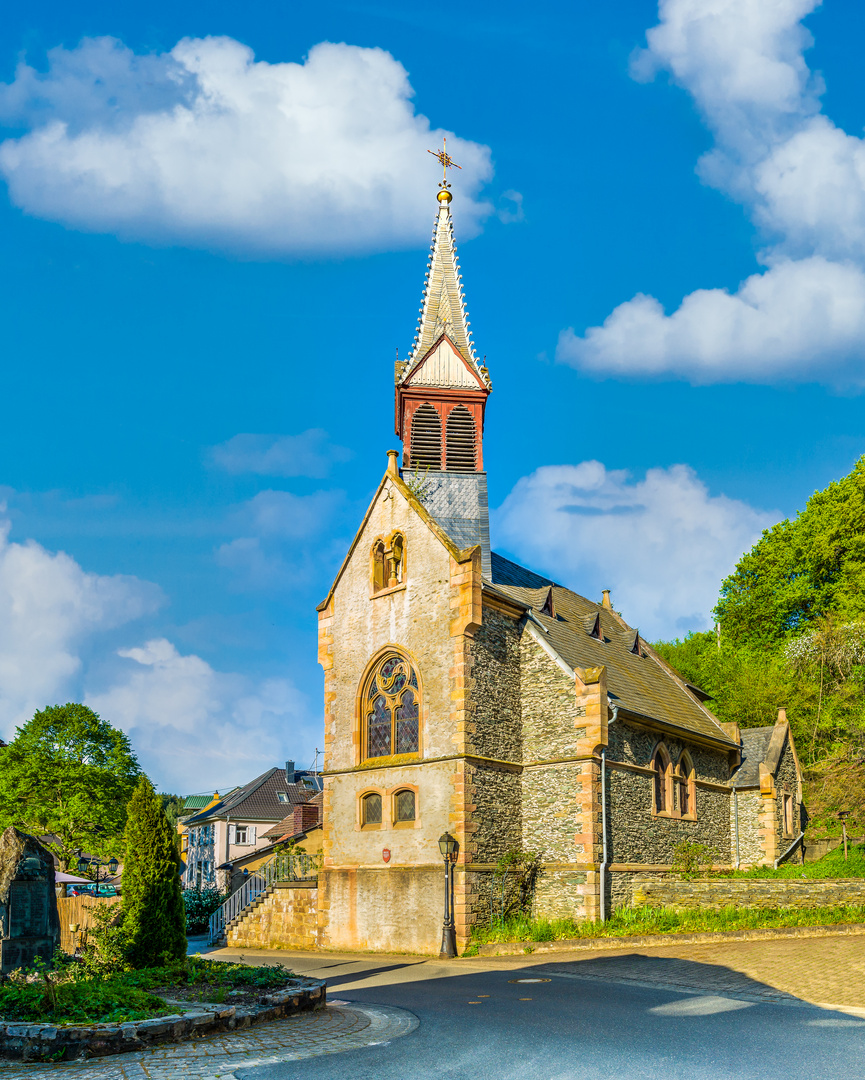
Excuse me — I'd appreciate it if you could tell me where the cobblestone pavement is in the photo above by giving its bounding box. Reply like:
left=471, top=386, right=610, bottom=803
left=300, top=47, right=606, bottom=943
left=0, top=1004, right=418, bottom=1080
left=531, top=935, right=865, bottom=1011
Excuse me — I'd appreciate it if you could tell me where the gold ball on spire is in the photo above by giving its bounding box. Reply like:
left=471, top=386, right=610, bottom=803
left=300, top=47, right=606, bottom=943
left=437, top=188, right=452, bottom=204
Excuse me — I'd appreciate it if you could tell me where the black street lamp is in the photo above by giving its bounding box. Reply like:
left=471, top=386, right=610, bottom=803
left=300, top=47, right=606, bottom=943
left=77, top=852, right=119, bottom=891
left=438, top=831, right=459, bottom=959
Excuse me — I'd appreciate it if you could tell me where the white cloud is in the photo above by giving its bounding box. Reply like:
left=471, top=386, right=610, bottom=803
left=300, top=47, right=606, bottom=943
left=559, top=0, right=865, bottom=385
left=0, top=36, right=494, bottom=256
left=87, top=639, right=313, bottom=793
left=211, top=430, right=352, bottom=478
left=0, top=513, right=316, bottom=791
left=494, top=461, right=772, bottom=639
left=0, top=517, right=161, bottom=729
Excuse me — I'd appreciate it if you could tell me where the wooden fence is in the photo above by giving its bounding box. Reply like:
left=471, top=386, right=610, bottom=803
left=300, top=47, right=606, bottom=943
left=57, top=895, right=121, bottom=954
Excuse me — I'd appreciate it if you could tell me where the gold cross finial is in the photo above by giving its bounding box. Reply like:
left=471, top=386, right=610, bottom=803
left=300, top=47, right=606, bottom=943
left=427, top=137, right=461, bottom=186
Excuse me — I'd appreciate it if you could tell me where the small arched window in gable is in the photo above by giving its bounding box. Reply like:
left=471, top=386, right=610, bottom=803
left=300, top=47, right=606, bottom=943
left=361, top=792, right=382, bottom=827
left=362, top=653, right=421, bottom=761
left=372, top=541, right=387, bottom=594
left=652, top=745, right=671, bottom=814
left=410, top=403, right=442, bottom=469
left=445, top=405, right=476, bottom=471
left=677, top=753, right=696, bottom=818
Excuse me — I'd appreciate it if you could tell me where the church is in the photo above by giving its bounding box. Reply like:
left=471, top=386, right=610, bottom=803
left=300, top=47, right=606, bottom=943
left=309, top=171, right=805, bottom=955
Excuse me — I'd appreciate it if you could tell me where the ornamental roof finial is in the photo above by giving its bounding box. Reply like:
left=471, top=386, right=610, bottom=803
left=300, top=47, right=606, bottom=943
left=427, top=137, right=461, bottom=204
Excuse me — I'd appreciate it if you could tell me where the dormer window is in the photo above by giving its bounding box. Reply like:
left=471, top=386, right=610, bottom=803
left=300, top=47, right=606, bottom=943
left=588, top=612, right=602, bottom=640
left=541, top=588, right=555, bottom=619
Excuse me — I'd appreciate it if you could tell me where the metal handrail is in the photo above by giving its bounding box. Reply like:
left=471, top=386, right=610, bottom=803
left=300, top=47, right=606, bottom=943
left=208, top=850, right=320, bottom=943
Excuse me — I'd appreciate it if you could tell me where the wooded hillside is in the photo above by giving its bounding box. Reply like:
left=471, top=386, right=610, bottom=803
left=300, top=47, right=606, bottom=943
left=655, top=457, right=865, bottom=838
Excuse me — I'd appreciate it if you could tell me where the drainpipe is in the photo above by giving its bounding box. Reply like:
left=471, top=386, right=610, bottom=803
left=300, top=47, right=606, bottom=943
left=600, top=705, right=619, bottom=922
left=732, top=787, right=740, bottom=869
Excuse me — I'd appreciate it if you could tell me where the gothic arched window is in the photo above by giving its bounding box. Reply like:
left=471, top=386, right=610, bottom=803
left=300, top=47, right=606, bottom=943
left=652, top=745, right=671, bottom=814
left=677, top=753, right=696, bottom=818
left=410, top=403, right=442, bottom=469
left=362, top=653, right=420, bottom=761
left=445, top=405, right=476, bottom=471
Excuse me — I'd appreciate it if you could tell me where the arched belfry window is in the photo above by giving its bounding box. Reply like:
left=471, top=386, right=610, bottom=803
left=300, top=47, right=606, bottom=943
left=410, top=404, right=442, bottom=469
left=445, top=405, right=476, bottom=471
left=371, top=533, right=404, bottom=594
left=362, top=653, right=420, bottom=760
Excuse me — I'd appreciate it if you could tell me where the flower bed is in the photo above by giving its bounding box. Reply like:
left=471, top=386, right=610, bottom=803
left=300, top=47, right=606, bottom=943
left=0, top=958, right=325, bottom=1062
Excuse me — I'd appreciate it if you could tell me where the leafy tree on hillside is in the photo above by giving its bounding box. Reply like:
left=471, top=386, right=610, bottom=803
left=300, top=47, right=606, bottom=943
left=0, top=703, right=141, bottom=870
left=716, top=456, right=865, bottom=650
left=123, top=775, right=186, bottom=968
left=159, top=793, right=184, bottom=829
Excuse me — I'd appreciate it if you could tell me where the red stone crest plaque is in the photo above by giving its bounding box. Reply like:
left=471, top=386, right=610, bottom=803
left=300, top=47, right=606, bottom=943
left=382, top=848, right=391, bottom=863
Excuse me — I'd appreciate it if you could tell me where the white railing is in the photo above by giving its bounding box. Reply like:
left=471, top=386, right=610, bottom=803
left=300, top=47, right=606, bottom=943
left=208, top=851, right=319, bottom=944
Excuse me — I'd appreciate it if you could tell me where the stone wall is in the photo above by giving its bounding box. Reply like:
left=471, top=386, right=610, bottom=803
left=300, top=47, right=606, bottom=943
left=533, top=867, right=590, bottom=921
left=631, top=874, right=865, bottom=910
left=469, top=761, right=522, bottom=862
left=226, top=883, right=318, bottom=950
left=775, top=734, right=802, bottom=861
left=522, top=762, right=586, bottom=860
left=520, top=634, right=580, bottom=762
left=470, top=607, right=522, bottom=761
left=732, top=790, right=763, bottom=867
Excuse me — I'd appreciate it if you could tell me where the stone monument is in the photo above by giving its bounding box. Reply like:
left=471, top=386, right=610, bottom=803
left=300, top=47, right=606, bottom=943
left=0, top=827, right=60, bottom=975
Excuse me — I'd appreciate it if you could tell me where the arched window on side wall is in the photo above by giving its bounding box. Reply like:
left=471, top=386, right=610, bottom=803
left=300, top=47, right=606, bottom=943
left=445, top=405, right=476, bottom=471
left=677, top=752, right=695, bottom=818
left=410, top=403, right=442, bottom=469
left=394, top=789, right=416, bottom=823
left=362, top=653, right=421, bottom=761
left=652, top=745, right=671, bottom=814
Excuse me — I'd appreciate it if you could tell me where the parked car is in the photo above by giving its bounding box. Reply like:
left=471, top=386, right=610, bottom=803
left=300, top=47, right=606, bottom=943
left=69, top=883, right=118, bottom=897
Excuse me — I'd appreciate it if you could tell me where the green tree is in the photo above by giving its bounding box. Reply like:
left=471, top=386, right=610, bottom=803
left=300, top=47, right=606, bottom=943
left=159, top=793, right=184, bottom=829
left=716, top=456, right=865, bottom=650
left=123, top=775, right=186, bottom=968
left=0, top=703, right=141, bottom=870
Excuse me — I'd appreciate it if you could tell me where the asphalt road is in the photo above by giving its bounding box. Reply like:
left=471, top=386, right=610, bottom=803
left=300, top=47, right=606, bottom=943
left=223, top=953, right=865, bottom=1080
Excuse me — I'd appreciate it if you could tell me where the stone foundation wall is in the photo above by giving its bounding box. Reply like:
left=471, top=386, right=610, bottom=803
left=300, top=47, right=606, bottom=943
left=533, top=867, right=591, bottom=921
left=226, top=882, right=318, bottom=950
left=631, top=874, right=865, bottom=910
left=318, top=866, right=442, bottom=954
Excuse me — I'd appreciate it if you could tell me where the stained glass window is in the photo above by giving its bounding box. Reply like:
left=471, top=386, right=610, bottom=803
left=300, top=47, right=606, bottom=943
left=368, top=695, right=392, bottom=759
left=362, top=793, right=382, bottom=825
left=395, top=789, right=416, bottom=822
left=363, top=653, right=421, bottom=760
left=395, top=690, right=419, bottom=754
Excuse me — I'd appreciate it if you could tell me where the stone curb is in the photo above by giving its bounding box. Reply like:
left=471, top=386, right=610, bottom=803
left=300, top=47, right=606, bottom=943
left=0, top=977, right=326, bottom=1062
left=471, top=921, right=865, bottom=957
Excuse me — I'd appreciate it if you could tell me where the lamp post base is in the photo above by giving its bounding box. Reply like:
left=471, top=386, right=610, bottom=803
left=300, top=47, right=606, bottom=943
left=439, top=924, right=457, bottom=959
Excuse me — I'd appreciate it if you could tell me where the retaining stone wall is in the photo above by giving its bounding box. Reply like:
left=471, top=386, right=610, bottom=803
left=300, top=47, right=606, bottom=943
left=470, top=608, right=522, bottom=761
left=631, top=873, right=865, bottom=910
left=226, top=883, right=318, bottom=950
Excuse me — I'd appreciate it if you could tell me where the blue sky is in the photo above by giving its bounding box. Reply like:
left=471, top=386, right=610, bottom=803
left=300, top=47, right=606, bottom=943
left=2, top=0, right=865, bottom=791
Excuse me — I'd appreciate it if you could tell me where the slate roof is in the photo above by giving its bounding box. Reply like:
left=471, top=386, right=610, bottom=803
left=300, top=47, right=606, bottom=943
left=184, top=768, right=315, bottom=825
left=730, top=726, right=776, bottom=787
left=487, top=552, right=738, bottom=749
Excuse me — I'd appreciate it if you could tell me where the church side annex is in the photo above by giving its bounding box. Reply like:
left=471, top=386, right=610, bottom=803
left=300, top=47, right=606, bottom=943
left=313, top=163, right=804, bottom=955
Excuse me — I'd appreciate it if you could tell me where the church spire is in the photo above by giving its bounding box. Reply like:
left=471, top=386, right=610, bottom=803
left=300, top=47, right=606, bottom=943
left=395, top=145, right=491, bottom=392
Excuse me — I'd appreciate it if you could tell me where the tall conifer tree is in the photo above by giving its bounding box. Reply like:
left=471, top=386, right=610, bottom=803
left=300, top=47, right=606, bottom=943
left=123, top=775, right=186, bottom=967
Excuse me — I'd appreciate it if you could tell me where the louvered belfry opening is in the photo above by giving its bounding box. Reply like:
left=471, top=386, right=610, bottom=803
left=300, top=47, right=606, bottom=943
left=410, top=403, right=442, bottom=469
left=445, top=405, right=476, bottom=471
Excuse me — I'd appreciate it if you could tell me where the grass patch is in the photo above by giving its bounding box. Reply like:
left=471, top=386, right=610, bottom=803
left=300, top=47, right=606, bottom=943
left=0, top=956, right=297, bottom=1025
left=468, top=902, right=865, bottom=947
left=721, top=843, right=865, bottom=879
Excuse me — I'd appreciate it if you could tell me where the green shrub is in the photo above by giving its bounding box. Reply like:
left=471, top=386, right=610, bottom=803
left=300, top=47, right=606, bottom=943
left=123, top=776, right=187, bottom=967
left=182, top=888, right=226, bottom=935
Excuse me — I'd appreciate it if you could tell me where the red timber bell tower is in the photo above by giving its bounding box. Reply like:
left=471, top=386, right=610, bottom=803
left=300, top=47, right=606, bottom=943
left=395, top=147, right=492, bottom=576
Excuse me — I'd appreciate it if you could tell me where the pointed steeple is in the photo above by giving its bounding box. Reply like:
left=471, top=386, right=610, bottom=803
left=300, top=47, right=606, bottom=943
left=396, top=190, right=491, bottom=392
